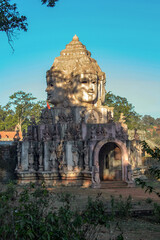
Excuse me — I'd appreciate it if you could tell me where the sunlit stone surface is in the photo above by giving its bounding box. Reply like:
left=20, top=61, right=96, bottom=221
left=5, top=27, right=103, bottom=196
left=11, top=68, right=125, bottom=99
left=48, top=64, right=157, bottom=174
left=46, top=35, right=106, bottom=107
left=16, top=36, right=134, bottom=188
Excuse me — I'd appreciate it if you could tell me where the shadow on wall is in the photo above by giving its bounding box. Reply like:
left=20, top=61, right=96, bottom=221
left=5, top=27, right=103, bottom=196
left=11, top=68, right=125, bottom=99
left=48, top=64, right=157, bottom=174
left=0, top=142, right=17, bottom=183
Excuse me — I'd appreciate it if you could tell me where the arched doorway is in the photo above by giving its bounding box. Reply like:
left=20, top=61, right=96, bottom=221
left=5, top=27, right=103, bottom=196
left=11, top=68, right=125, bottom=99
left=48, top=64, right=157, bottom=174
left=92, top=139, right=129, bottom=187
left=99, top=142, right=122, bottom=181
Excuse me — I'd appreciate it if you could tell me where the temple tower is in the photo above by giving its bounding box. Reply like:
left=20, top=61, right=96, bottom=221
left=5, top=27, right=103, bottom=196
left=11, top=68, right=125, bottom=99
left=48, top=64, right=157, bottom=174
left=16, top=36, right=131, bottom=187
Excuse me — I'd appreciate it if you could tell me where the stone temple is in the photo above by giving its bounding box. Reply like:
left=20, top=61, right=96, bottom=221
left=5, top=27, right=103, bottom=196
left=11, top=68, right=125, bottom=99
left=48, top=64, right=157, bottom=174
left=16, top=35, right=133, bottom=188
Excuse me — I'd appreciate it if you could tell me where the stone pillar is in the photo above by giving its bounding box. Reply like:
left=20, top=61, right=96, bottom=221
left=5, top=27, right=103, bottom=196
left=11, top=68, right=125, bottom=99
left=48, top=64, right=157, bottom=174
left=21, top=141, right=29, bottom=171
left=66, top=141, right=73, bottom=171
left=43, top=141, right=50, bottom=171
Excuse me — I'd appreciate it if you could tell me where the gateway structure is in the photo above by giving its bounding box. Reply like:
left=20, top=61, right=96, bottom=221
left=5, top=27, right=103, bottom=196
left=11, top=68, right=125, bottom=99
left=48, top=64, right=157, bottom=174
left=16, top=35, right=132, bottom=187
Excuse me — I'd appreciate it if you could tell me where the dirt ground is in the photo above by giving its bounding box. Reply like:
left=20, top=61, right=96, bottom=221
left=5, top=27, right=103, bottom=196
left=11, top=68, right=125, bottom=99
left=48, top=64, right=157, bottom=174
left=49, top=185, right=160, bottom=205
left=1, top=183, right=160, bottom=239
left=49, top=185, right=160, bottom=240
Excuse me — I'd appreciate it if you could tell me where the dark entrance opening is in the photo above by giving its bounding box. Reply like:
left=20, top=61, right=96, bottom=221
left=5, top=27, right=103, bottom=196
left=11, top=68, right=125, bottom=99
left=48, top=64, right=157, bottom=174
left=99, top=142, right=122, bottom=181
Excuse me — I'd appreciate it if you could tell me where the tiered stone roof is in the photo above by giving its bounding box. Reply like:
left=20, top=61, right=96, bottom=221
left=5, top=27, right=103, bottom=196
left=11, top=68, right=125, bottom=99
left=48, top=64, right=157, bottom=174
left=49, top=35, right=105, bottom=79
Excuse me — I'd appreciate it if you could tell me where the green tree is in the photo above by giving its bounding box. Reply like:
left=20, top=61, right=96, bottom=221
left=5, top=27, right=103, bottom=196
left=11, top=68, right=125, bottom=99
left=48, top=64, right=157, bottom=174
left=136, top=141, right=160, bottom=197
left=104, top=91, right=142, bottom=129
left=0, top=105, right=7, bottom=130
left=155, top=118, right=160, bottom=126
left=0, top=104, right=16, bottom=131
left=0, top=0, right=58, bottom=49
left=141, top=115, right=156, bottom=128
left=8, top=91, right=45, bottom=131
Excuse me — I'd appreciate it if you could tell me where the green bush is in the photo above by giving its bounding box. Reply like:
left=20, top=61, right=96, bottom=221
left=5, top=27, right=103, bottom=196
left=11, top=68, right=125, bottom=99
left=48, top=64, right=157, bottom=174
left=153, top=203, right=160, bottom=223
left=0, top=183, right=131, bottom=240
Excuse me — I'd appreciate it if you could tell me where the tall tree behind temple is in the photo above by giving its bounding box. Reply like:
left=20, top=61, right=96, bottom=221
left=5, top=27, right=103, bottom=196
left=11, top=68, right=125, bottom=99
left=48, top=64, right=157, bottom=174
left=0, top=91, right=46, bottom=131
left=104, top=91, right=143, bottom=130
left=0, top=104, right=16, bottom=131
left=141, top=115, right=156, bottom=128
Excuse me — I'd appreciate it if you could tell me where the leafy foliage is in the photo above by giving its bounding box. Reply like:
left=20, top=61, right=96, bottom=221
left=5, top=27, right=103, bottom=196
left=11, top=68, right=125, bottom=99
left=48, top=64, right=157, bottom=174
left=0, top=0, right=28, bottom=49
left=41, top=0, right=59, bottom=7
left=0, top=0, right=58, bottom=49
left=135, top=141, right=160, bottom=197
left=104, top=91, right=143, bottom=129
left=0, top=104, right=17, bottom=131
left=153, top=203, right=160, bottom=222
left=0, top=91, right=46, bottom=131
left=0, top=183, right=133, bottom=240
left=142, top=115, right=156, bottom=128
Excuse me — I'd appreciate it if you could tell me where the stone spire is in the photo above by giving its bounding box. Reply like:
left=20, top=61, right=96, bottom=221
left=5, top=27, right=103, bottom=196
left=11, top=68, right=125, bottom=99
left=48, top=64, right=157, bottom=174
left=49, top=35, right=105, bottom=77
left=59, top=34, right=91, bottom=59
left=72, top=34, right=79, bottom=41
left=46, top=36, right=106, bottom=106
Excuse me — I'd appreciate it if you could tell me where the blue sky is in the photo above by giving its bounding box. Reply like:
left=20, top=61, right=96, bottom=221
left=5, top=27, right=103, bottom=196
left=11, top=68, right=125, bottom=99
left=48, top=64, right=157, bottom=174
left=0, top=0, right=160, bottom=118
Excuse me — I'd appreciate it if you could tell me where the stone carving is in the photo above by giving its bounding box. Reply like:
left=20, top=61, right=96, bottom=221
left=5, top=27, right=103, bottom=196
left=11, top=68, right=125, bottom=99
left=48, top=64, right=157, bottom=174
left=49, top=143, right=57, bottom=171
left=46, top=35, right=106, bottom=107
left=107, top=133, right=115, bottom=142
left=127, top=164, right=133, bottom=182
left=87, top=111, right=97, bottom=124
left=103, top=127, right=108, bottom=137
left=16, top=35, right=133, bottom=188
left=107, top=111, right=113, bottom=122
left=28, top=142, right=35, bottom=171
left=116, top=125, right=128, bottom=141
left=92, top=162, right=100, bottom=187
left=67, top=113, right=73, bottom=123
left=72, top=144, right=79, bottom=170
left=65, top=126, right=73, bottom=141
left=65, top=124, right=81, bottom=141
left=75, top=124, right=82, bottom=140
left=56, top=141, right=66, bottom=171
left=74, top=73, right=98, bottom=104
left=82, top=142, right=89, bottom=171
left=80, top=110, right=86, bottom=123
left=40, top=107, right=53, bottom=124
left=53, top=125, right=60, bottom=141
left=43, top=125, right=51, bottom=141
left=16, top=142, right=22, bottom=170
left=90, top=126, right=96, bottom=140
left=58, top=113, right=67, bottom=123
left=38, top=142, right=43, bottom=171
left=96, top=126, right=104, bottom=137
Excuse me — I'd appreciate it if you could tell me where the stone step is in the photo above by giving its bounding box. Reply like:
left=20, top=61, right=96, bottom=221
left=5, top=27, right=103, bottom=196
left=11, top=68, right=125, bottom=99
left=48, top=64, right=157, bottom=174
left=100, top=181, right=128, bottom=189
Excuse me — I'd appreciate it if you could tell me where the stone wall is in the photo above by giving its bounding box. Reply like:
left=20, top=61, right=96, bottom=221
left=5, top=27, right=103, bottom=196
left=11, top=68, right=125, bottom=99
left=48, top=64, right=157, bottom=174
left=0, top=141, right=17, bottom=182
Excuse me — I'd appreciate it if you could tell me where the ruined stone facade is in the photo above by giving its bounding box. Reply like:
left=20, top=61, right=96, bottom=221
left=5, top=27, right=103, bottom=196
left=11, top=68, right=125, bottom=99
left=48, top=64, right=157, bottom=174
left=16, top=36, right=132, bottom=187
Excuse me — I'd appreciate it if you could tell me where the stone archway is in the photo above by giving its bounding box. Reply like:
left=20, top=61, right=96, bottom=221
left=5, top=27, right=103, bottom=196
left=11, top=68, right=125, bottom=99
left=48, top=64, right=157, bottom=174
left=92, top=139, right=129, bottom=187
left=99, top=142, right=122, bottom=181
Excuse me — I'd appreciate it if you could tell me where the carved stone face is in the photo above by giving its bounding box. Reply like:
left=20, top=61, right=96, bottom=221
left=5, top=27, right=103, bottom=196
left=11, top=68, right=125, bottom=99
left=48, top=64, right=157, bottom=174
left=46, top=73, right=66, bottom=105
left=75, top=73, right=98, bottom=104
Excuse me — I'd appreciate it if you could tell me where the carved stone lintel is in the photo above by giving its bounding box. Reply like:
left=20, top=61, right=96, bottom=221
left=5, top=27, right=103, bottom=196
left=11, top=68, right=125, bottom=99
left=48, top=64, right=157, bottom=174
left=90, top=126, right=96, bottom=140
